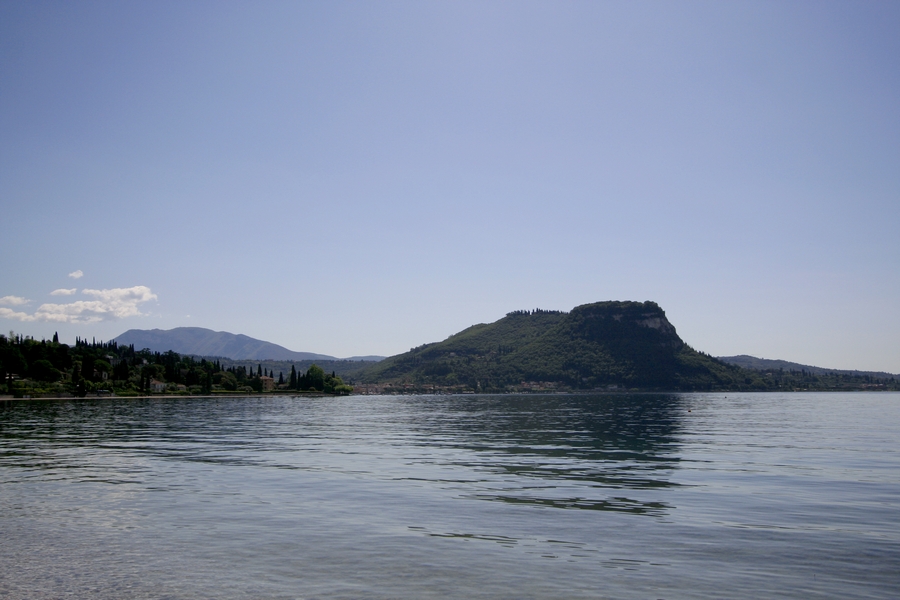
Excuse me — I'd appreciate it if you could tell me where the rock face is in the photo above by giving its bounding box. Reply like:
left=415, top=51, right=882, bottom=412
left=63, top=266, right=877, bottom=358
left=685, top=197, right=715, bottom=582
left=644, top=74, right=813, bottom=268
left=521, top=301, right=686, bottom=387
left=566, top=301, right=683, bottom=347
left=361, top=300, right=742, bottom=391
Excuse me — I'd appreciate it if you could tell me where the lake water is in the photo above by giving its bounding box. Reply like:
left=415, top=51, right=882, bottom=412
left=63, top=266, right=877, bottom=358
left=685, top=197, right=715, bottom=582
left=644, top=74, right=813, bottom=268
left=1, top=392, right=898, bottom=599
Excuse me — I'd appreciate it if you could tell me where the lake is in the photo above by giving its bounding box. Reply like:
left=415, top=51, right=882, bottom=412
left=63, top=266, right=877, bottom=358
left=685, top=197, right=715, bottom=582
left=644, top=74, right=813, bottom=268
left=1, top=392, right=898, bottom=599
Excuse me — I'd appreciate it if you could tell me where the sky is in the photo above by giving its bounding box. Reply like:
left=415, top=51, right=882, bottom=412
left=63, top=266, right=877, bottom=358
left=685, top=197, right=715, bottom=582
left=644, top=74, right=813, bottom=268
left=1, top=1, right=898, bottom=372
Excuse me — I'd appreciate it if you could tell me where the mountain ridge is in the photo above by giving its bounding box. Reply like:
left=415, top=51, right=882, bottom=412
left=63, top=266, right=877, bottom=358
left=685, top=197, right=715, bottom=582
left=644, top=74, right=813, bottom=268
left=717, top=355, right=898, bottom=379
left=113, top=327, right=384, bottom=362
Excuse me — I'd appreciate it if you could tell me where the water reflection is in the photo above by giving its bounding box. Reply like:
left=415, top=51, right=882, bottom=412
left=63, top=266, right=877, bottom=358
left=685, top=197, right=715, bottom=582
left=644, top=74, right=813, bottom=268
left=396, top=394, right=686, bottom=515
left=0, top=397, right=286, bottom=484
left=1, top=393, right=687, bottom=516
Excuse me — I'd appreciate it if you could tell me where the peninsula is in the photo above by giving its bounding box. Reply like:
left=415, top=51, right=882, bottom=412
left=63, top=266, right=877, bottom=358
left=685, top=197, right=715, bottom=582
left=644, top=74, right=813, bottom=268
left=2, top=300, right=897, bottom=398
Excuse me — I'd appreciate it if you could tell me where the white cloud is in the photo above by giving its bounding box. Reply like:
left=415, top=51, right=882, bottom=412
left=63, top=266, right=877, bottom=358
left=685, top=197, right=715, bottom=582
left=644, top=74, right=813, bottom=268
left=50, top=288, right=77, bottom=296
left=68, top=270, right=84, bottom=279
left=0, top=286, right=157, bottom=324
left=0, top=296, right=30, bottom=306
left=0, top=308, right=35, bottom=321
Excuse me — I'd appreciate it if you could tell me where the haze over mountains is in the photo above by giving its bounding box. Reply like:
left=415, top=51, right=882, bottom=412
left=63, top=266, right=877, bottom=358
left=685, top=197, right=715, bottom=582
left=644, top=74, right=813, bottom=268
left=717, top=355, right=898, bottom=379
left=113, top=327, right=384, bottom=362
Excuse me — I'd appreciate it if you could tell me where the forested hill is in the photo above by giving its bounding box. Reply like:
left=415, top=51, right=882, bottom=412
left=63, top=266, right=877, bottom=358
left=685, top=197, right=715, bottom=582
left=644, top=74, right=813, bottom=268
left=358, top=301, right=753, bottom=392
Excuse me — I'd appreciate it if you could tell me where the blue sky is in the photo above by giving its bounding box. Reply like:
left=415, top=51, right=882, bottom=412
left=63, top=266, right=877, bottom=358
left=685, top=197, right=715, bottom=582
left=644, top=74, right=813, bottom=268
left=1, top=1, right=898, bottom=372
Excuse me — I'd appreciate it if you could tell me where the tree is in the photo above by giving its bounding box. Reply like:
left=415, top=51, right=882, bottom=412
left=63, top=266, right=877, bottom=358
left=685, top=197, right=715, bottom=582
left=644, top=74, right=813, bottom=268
left=0, top=345, right=26, bottom=381
left=94, top=359, right=112, bottom=379
left=305, top=364, right=325, bottom=391
left=82, top=355, right=96, bottom=382
left=214, top=371, right=238, bottom=391
left=31, top=359, right=61, bottom=382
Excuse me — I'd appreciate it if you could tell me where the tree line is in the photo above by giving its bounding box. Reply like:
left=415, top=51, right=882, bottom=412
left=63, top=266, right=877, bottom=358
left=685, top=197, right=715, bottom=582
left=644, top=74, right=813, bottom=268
left=0, top=332, right=352, bottom=397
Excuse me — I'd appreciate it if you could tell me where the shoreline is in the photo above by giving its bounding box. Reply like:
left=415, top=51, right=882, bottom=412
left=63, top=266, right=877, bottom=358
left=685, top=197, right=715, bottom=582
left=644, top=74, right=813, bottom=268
left=3, top=388, right=897, bottom=403
left=0, top=392, right=338, bottom=402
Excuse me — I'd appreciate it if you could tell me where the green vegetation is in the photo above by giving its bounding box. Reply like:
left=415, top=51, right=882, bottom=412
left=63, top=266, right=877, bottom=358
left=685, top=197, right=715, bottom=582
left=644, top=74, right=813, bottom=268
left=358, top=301, right=900, bottom=393
left=217, top=358, right=373, bottom=384
left=0, top=332, right=352, bottom=398
left=287, top=363, right=353, bottom=394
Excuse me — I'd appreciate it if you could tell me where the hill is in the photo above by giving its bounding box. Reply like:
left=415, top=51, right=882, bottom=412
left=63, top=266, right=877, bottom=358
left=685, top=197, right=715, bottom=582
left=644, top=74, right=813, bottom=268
left=718, top=355, right=898, bottom=379
left=114, top=327, right=384, bottom=362
left=358, top=301, right=754, bottom=392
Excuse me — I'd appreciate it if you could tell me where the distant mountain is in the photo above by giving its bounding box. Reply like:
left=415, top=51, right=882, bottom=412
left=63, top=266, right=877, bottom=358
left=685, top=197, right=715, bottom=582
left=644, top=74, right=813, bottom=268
left=113, top=327, right=384, bottom=362
left=718, top=355, right=898, bottom=379
left=358, top=301, right=752, bottom=391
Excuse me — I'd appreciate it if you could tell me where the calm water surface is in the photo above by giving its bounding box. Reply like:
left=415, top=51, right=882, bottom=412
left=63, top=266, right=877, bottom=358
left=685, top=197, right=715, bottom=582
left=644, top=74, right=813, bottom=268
left=1, top=392, right=898, bottom=599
